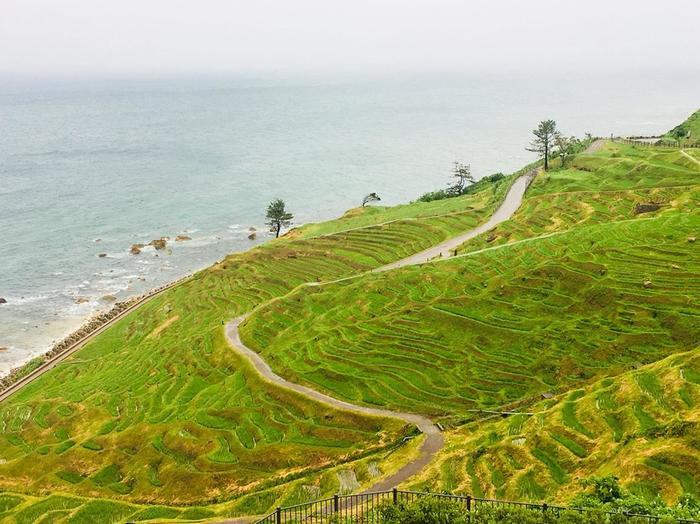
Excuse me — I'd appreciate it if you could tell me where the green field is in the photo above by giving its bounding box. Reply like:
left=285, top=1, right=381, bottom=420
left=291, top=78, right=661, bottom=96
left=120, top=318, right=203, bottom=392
left=1, top=110, right=699, bottom=521
left=0, top=169, right=508, bottom=518
left=241, top=210, right=700, bottom=417
left=455, top=142, right=700, bottom=255
left=237, top=134, right=700, bottom=505
left=407, top=347, right=700, bottom=504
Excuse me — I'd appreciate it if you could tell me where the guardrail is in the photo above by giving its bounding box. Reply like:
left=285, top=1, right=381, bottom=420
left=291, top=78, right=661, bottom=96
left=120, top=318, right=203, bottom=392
left=255, top=488, right=700, bottom=523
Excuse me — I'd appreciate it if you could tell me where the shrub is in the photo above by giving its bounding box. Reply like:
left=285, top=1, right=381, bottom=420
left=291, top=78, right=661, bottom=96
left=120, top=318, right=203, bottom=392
left=378, top=496, right=468, bottom=524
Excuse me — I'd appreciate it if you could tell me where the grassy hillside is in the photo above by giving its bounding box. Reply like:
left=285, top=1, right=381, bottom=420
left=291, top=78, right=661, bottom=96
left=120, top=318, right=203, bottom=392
left=1, top=118, right=698, bottom=522
left=241, top=210, right=700, bottom=417
left=0, top=174, right=506, bottom=515
left=666, top=109, right=700, bottom=142
left=455, top=142, right=700, bottom=255
left=406, top=347, right=700, bottom=505
left=238, top=139, right=700, bottom=506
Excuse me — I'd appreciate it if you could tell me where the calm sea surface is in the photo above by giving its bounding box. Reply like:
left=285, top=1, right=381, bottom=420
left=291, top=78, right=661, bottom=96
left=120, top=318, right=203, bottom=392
left=1, top=70, right=699, bottom=374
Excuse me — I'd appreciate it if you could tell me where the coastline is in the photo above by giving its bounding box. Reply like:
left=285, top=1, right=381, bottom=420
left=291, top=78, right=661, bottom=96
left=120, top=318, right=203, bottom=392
left=0, top=272, right=194, bottom=400
left=0, top=162, right=533, bottom=397
left=0, top=225, right=298, bottom=394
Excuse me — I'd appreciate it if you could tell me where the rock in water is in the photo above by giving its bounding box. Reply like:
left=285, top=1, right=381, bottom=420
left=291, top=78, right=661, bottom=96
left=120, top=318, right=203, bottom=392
left=130, top=244, right=143, bottom=255
left=175, top=235, right=191, bottom=242
left=0, top=298, right=6, bottom=305
left=248, top=232, right=257, bottom=240
left=98, top=253, right=107, bottom=258
left=149, top=238, right=167, bottom=250
left=101, top=294, right=117, bottom=302
left=75, top=297, right=90, bottom=304
left=248, top=226, right=257, bottom=232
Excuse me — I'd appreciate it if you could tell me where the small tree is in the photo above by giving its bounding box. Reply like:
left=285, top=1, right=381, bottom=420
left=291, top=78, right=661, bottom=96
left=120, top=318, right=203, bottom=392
left=671, top=126, right=688, bottom=146
left=265, top=198, right=293, bottom=238
left=362, top=192, right=381, bottom=207
left=527, top=119, right=558, bottom=170
left=448, top=162, right=474, bottom=195
left=553, top=133, right=579, bottom=167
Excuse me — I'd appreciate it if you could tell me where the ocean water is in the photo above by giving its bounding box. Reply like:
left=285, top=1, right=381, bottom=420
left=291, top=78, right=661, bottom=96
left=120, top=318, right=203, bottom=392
left=1, top=70, right=699, bottom=374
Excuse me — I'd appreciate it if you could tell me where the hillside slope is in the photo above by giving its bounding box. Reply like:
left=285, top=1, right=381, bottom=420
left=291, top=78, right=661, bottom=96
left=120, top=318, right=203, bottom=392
left=240, top=142, right=700, bottom=418
left=0, top=170, right=510, bottom=517
left=407, top=347, right=700, bottom=504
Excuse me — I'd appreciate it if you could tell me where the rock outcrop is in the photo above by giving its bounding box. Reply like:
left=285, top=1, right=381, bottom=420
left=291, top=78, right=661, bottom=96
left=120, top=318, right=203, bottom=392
left=634, top=202, right=662, bottom=215
left=149, top=238, right=167, bottom=250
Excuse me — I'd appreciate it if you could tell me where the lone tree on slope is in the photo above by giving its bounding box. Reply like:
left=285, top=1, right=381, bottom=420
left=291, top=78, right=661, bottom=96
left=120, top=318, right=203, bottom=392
left=362, top=192, right=381, bottom=207
left=448, top=162, right=474, bottom=195
left=266, top=198, right=293, bottom=238
left=527, top=120, right=558, bottom=170
left=553, top=133, right=579, bottom=168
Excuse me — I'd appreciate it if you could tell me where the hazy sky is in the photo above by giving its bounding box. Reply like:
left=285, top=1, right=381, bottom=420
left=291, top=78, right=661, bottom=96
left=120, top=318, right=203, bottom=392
left=2, top=0, right=699, bottom=75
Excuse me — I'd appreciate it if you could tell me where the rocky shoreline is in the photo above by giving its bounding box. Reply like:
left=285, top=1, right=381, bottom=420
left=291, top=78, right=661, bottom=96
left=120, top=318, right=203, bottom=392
left=0, top=276, right=190, bottom=397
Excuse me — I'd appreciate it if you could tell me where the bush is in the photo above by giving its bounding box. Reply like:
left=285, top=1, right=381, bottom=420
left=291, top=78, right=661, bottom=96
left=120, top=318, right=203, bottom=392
left=416, top=172, right=506, bottom=203
left=378, top=496, right=468, bottom=523
left=363, top=493, right=697, bottom=523
left=417, top=189, right=453, bottom=202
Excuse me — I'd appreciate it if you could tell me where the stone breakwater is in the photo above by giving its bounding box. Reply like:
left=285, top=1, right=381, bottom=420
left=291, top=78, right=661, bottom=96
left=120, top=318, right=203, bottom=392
left=0, top=276, right=190, bottom=397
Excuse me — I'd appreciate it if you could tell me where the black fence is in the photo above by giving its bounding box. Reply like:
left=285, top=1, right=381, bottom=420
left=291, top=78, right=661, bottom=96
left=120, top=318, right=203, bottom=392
left=255, top=489, right=700, bottom=523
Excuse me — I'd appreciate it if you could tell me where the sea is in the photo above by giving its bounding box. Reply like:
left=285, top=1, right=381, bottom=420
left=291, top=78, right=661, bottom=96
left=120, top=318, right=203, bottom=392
left=2, top=69, right=699, bottom=375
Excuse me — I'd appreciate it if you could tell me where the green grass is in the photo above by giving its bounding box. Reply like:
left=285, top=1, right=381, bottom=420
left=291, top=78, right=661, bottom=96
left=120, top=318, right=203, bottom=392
left=409, top=347, right=700, bottom=504
left=0, top=173, right=507, bottom=512
left=2, top=126, right=698, bottom=519
left=455, top=142, right=700, bottom=255
left=241, top=210, right=700, bottom=416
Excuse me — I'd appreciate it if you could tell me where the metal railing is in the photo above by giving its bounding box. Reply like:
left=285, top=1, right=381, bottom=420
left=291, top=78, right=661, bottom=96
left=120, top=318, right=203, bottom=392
left=255, top=488, right=700, bottom=523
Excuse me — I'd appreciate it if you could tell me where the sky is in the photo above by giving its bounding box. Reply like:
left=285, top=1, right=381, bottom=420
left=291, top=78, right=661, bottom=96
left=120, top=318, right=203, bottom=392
left=2, top=0, right=699, bottom=75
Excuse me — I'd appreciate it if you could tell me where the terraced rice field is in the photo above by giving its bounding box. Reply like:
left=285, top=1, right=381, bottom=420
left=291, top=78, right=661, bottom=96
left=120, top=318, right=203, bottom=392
left=407, top=347, right=700, bottom=504
left=241, top=211, right=700, bottom=417
left=456, top=142, right=700, bottom=255
left=0, top=178, right=507, bottom=516
left=0, top=437, right=424, bottom=521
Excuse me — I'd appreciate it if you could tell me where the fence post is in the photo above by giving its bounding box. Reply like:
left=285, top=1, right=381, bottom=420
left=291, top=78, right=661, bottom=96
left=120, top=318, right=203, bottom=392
left=392, top=487, right=398, bottom=505
left=275, top=506, right=281, bottom=524
left=542, top=503, right=548, bottom=513
left=466, top=495, right=471, bottom=511
left=334, top=494, right=339, bottom=513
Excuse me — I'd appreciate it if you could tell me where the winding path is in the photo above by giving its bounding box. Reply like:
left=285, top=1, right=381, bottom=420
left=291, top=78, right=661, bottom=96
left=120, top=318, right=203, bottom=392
left=223, top=165, right=540, bottom=496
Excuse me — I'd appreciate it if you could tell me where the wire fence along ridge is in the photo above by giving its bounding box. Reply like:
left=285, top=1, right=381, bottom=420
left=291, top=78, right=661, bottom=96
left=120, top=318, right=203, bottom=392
left=255, top=489, right=700, bottom=523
